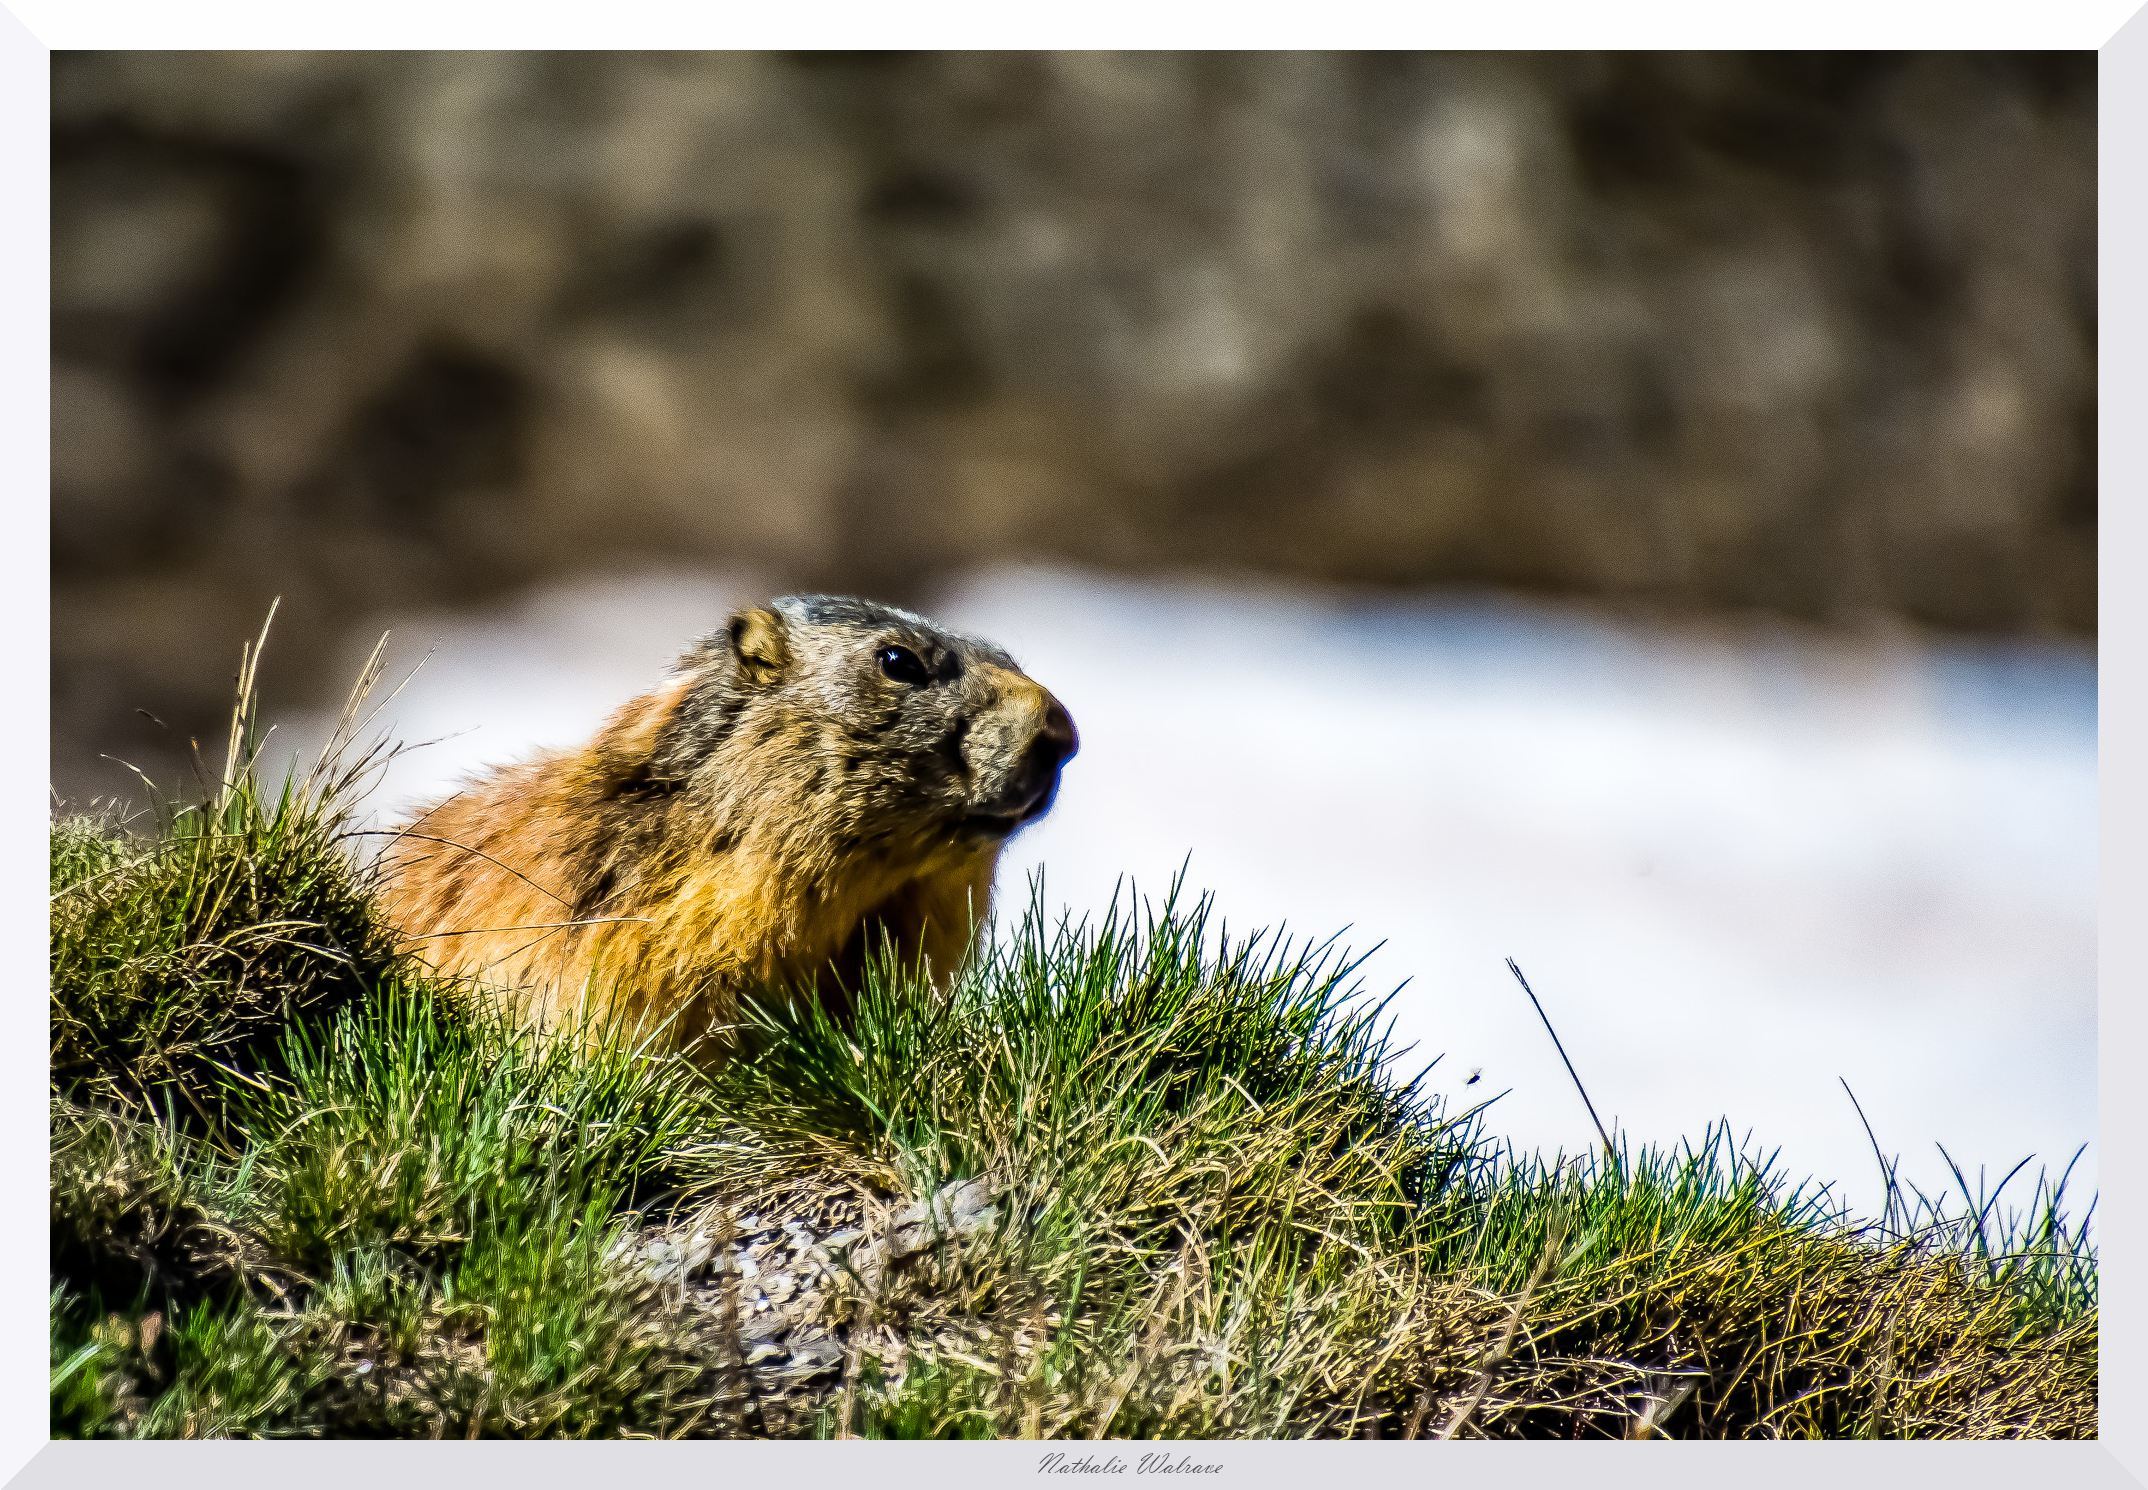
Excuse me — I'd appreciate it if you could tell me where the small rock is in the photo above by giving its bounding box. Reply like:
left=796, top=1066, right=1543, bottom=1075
left=777, top=1337, right=844, bottom=1377
left=941, top=1177, right=999, bottom=1232
left=744, top=1338, right=788, bottom=1367
left=790, top=1332, right=842, bottom=1364
left=740, top=1314, right=785, bottom=1343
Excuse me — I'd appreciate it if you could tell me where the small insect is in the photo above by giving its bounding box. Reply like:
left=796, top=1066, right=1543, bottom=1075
left=1465, top=1067, right=1483, bottom=1086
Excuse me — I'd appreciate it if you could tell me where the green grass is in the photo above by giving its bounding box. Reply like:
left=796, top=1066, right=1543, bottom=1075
left=49, top=624, right=406, bottom=1135
left=49, top=644, right=2096, bottom=1439
left=727, top=889, right=2094, bottom=1440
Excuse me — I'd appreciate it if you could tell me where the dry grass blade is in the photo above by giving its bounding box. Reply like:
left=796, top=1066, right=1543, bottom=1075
left=1437, top=1207, right=1569, bottom=1440
left=220, top=599, right=280, bottom=803
left=1090, top=1245, right=1192, bottom=1438
left=1629, top=1372, right=1704, bottom=1438
left=1506, top=958, right=1615, bottom=1161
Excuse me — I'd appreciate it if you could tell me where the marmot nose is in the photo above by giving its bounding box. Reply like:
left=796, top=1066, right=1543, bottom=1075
left=1038, top=696, right=1078, bottom=768
left=1004, top=696, right=1076, bottom=821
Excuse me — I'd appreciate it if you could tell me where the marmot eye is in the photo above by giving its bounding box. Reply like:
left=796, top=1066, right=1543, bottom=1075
left=878, top=645, right=931, bottom=686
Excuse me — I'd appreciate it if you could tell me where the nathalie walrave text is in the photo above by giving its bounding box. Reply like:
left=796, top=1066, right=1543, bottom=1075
left=1039, top=1452, right=1223, bottom=1476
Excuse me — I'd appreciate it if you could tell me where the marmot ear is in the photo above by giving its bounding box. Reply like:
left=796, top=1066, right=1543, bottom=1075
left=728, top=606, right=791, bottom=686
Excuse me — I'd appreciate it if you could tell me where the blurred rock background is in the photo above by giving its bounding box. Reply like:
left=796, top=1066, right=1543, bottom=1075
left=51, top=51, right=2096, bottom=806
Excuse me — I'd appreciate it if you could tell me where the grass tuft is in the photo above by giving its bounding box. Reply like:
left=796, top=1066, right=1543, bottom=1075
left=50, top=625, right=409, bottom=1131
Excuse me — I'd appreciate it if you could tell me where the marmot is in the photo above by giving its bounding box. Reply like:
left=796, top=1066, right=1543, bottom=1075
left=376, top=595, right=1077, bottom=1054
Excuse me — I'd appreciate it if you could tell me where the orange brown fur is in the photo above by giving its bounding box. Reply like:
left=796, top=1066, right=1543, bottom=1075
left=376, top=595, right=1076, bottom=1057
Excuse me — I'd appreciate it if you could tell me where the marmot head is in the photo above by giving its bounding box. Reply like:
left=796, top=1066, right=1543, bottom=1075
left=621, top=595, right=1078, bottom=861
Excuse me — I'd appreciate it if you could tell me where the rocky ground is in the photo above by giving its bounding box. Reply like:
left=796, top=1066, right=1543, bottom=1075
left=608, top=1177, right=1000, bottom=1434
